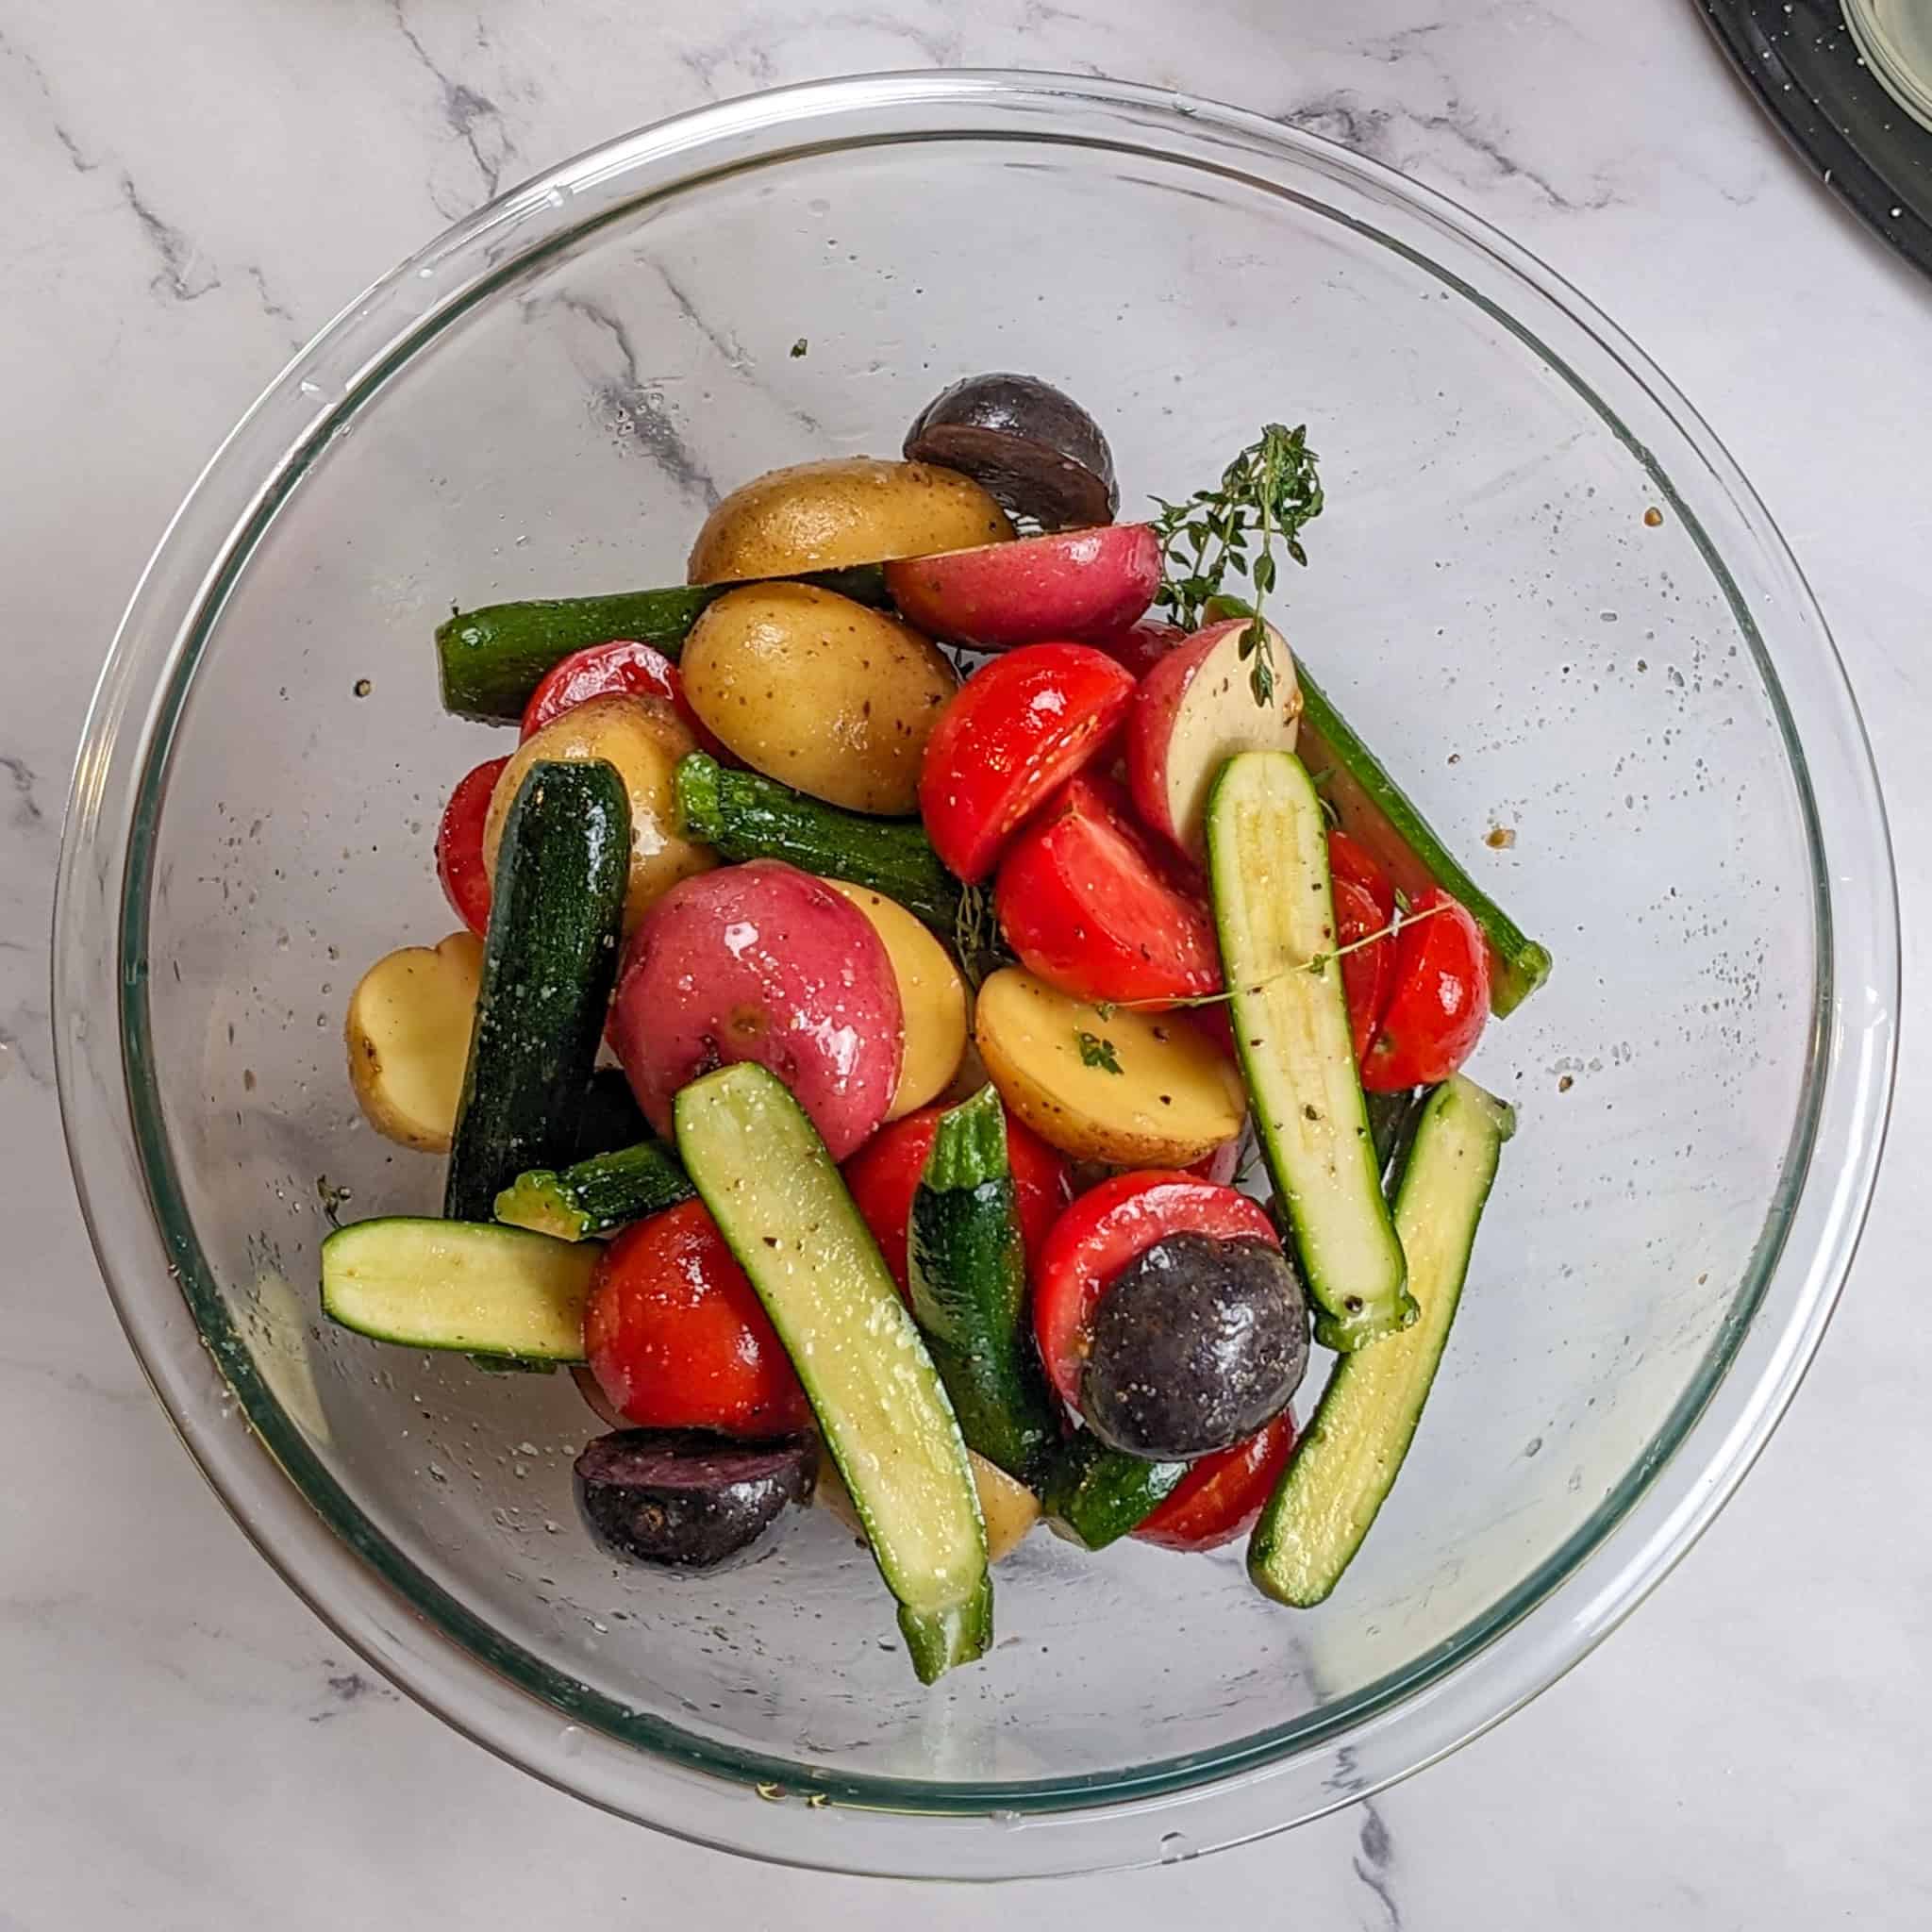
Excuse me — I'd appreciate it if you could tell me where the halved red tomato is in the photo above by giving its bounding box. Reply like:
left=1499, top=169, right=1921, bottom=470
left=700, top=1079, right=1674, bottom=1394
left=842, top=1102, right=1074, bottom=1299
left=520, top=637, right=726, bottom=757
left=1134, top=1411, right=1297, bottom=1551
left=583, top=1200, right=811, bottom=1437
left=1031, top=1172, right=1279, bottom=1414
left=918, top=642, right=1136, bottom=883
left=993, top=773, right=1221, bottom=1007
left=1333, top=874, right=1394, bottom=1065
left=436, top=756, right=508, bottom=937
left=1360, top=888, right=1491, bottom=1091
left=1327, top=827, right=1396, bottom=927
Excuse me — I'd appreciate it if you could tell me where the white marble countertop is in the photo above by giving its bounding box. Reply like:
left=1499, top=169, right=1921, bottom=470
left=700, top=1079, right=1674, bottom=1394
left=4, top=0, right=1928, bottom=1923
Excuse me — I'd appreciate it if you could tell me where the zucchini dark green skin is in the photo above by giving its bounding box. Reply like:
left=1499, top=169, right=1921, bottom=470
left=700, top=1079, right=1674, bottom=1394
left=1365, top=1085, right=1429, bottom=1181
left=1294, top=664, right=1551, bottom=1017
left=443, top=759, right=630, bottom=1221
left=1041, top=1432, right=1187, bottom=1551
left=908, top=1088, right=1061, bottom=1488
left=675, top=753, right=962, bottom=935
left=437, top=565, right=889, bottom=723
left=494, top=1138, right=695, bottom=1242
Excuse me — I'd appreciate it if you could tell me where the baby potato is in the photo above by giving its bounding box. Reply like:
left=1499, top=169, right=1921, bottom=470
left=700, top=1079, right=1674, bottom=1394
left=483, top=693, right=716, bottom=932
left=824, top=880, right=969, bottom=1119
left=344, top=932, right=484, bottom=1152
left=680, top=584, right=959, bottom=815
left=688, top=457, right=1015, bottom=584
left=974, top=967, right=1248, bottom=1166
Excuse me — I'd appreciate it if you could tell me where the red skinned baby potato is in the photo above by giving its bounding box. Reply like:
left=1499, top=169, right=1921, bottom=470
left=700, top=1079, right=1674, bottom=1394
left=520, top=638, right=726, bottom=758
left=436, top=756, right=508, bottom=937
left=1359, top=888, right=1491, bottom=1091
left=1092, top=616, right=1189, bottom=680
left=842, top=1102, right=1074, bottom=1299
left=1187, top=1135, right=1243, bottom=1188
left=1133, top=1411, right=1297, bottom=1552
left=883, top=524, right=1161, bottom=651
left=918, top=642, right=1137, bottom=883
left=611, top=859, right=904, bottom=1159
left=584, top=1200, right=811, bottom=1437
left=1127, top=616, right=1302, bottom=858
left=994, top=773, right=1221, bottom=1007
left=1031, top=1171, right=1279, bottom=1414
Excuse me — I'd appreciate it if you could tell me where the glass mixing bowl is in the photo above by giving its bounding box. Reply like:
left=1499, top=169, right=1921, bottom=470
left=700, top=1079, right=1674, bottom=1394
left=53, top=73, right=1896, bottom=1878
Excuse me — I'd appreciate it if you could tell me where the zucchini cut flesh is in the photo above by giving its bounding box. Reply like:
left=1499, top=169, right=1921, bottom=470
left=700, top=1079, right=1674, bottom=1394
left=1249, top=1074, right=1514, bottom=1606
left=674, top=1063, right=991, bottom=1683
left=1296, top=664, right=1551, bottom=1016
left=321, top=1217, right=597, bottom=1360
left=1207, top=750, right=1412, bottom=1351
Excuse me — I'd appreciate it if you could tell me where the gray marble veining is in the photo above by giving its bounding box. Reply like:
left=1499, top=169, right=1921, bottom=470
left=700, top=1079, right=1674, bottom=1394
left=3, top=1, right=1927, bottom=1925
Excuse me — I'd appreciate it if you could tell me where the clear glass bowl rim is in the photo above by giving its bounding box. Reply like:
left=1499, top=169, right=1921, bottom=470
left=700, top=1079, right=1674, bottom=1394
left=51, top=70, right=1898, bottom=1879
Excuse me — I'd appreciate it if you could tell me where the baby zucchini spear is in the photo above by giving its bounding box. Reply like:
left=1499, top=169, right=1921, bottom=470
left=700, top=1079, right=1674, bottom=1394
left=1250, top=1074, right=1514, bottom=1605
left=675, top=1063, right=991, bottom=1683
left=907, top=1086, right=1061, bottom=1489
left=1206, top=749, right=1412, bottom=1350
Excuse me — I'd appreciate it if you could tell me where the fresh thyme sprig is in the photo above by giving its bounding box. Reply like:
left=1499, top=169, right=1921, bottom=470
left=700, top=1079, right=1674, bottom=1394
left=952, top=881, right=1012, bottom=993
left=1150, top=423, right=1324, bottom=708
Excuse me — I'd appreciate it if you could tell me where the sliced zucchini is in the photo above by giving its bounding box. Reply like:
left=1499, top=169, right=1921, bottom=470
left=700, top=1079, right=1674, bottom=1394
left=907, top=1087, right=1060, bottom=1486
left=321, top=1217, right=597, bottom=1360
left=1296, top=664, right=1551, bottom=1015
left=437, top=564, right=890, bottom=723
left=819, top=1448, right=1041, bottom=1565
left=443, top=759, right=630, bottom=1222
left=674, top=1063, right=991, bottom=1683
left=494, top=1139, right=695, bottom=1243
left=1208, top=751, right=1411, bottom=1351
left=1041, top=1432, right=1188, bottom=1551
left=1249, top=1074, right=1514, bottom=1606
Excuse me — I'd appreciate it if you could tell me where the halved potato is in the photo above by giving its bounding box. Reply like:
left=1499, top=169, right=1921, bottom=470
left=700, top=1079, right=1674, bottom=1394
left=688, top=457, right=1014, bottom=583
left=1127, top=617, right=1302, bottom=858
left=969, top=1453, right=1043, bottom=1561
left=483, top=693, right=716, bottom=932
left=344, top=932, right=484, bottom=1152
left=818, top=1447, right=1040, bottom=1563
left=974, top=967, right=1247, bottom=1166
left=824, top=880, right=968, bottom=1119
left=680, top=585, right=958, bottom=815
